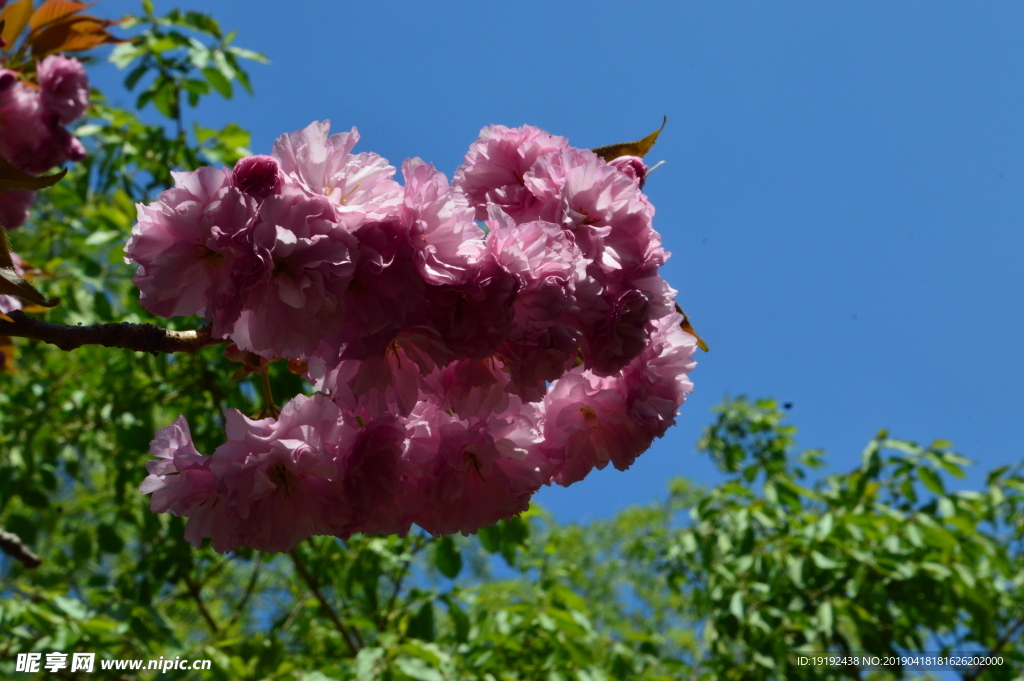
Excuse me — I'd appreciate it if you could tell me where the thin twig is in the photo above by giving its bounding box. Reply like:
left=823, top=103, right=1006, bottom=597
left=226, top=556, right=263, bottom=628
left=182, top=573, right=220, bottom=634
left=379, top=535, right=426, bottom=631
left=963, top=611, right=1024, bottom=681
left=0, top=527, right=42, bottom=568
left=289, top=548, right=359, bottom=657
left=0, top=310, right=228, bottom=354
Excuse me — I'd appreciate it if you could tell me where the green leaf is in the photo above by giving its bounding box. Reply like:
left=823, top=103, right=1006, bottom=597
left=227, top=45, right=270, bottom=63
left=202, top=66, right=232, bottom=98
left=123, top=63, right=148, bottom=90
left=394, top=657, right=444, bottom=681
left=816, top=600, right=833, bottom=635
left=810, top=551, right=840, bottom=570
left=407, top=601, right=435, bottom=642
left=442, top=596, right=469, bottom=643
left=433, top=536, right=462, bottom=579
left=477, top=525, right=500, bottom=553
left=729, top=591, right=744, bottom=620
left=919, top=467, right=945, bottom=496
left=96, top=523, right=124, bottom=553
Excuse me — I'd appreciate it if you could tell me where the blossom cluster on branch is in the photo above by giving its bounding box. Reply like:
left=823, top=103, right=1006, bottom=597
left=130, top=121, right=698, bottom=553
left=0, top=55, right=89, bottom=229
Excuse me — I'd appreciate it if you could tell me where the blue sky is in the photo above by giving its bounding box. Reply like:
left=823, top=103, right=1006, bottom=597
left=91, top=1, right=1024, bottom=523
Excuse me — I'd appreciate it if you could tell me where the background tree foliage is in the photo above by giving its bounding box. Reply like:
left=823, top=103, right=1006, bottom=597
left=1, top=4, right=1022, bottom=680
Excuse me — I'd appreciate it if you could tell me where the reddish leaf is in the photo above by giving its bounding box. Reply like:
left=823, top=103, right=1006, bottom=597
left=0, top=153, right=67, bottom=193
left=0, top=0, right=33, bottom=48
left=30, top=14, right=120, bottom=57
left=28, top=0, right=92, bottom=31
left=592, top=116, right=667, bottom=162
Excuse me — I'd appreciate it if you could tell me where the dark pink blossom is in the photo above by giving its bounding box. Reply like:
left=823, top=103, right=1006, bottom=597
left=621, top=311, right=698, bottom=439
left=309, top=338, right=437, bottom=419
left=231, top=187, right=357, bottom=358
left=37, top=55, right=89, bottom=125
left=0, top=189, right=35, bottom=229
left=399, top=400, right=548, bottom=536
left=232, top=154, right=284, bottom=198
left=0, top=69, right=84, bottom=174
left=333, top=218, right=426, bottom=359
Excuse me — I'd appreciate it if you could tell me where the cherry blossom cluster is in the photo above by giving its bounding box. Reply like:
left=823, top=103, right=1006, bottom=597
left=132, top=121, right=698, bottom=553
left=0, top=56, right=90, bottom=229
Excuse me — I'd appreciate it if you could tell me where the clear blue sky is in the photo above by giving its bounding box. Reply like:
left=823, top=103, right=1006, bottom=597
left=91, top=1, right=1024, bottom=523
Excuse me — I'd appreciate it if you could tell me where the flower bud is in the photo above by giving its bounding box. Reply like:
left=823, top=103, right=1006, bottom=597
left=607, top=155, right=648, bottom=189
left=0, top=70, right=17, bottom=91
left=232, top=154, right=283, bottom=198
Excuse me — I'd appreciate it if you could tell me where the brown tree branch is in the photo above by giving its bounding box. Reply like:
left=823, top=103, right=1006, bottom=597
left=0, top=310, right=228, bottom=354
left=0, top=527, right=42, bottom=568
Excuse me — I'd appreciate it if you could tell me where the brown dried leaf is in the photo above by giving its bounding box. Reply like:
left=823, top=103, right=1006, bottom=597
left=0, top=267, right=58, bottom=307
left=29, top=0, right=92, bottom=31
left=592, top=116, right=667, bottom=162
left=675, top=302, right=709, bottom=352
left=0, top=0, right=33, bottom=48
left=0, top=336, right=16, bottom=374
left=0, top=234, right=58, bottom=308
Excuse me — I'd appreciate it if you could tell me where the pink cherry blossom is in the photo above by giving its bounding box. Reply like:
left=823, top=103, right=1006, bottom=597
left=0, top=189, right=35, bottom=229
left=454, top=124, right=568, bottom=222
left=124, top=166, right=260, bottom=337
left=399, top=399, right=548, bottom=536
left=133, top=120, right=697, bottom=549
left=139, top=416, right=217, bottom=518
left=333, top=218, right=426, bottom=359
left=141, top=395, right=409, bottom=554
left=422, top=357, right=511, bottom=420
left=621, top=311, right=698, bottom=439
left=37, top=55, right=90, bottom=125
left=272, top=120, right=402, bottom=225
left=231, top=186, right=356, bottom=358
left=607, top=155, right=648, bottom=189
left=540, top=370, right=647, bottom=486
left=410, top=251, right=518, bottom=361
left=309, top=338, right=436, bottom=419
left=486, top=209, right=583, bottom=336
left=400, top=157, right=485, bottom=286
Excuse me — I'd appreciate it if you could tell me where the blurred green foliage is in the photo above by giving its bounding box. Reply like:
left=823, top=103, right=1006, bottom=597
left=1, top=3, right=1023, bottom=680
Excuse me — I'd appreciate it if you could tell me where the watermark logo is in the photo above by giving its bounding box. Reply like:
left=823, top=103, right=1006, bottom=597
left=15, top=652, right=210, bottom=674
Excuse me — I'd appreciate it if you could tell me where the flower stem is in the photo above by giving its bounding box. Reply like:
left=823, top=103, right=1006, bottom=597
left=257, top=370, right=281, bottom=419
